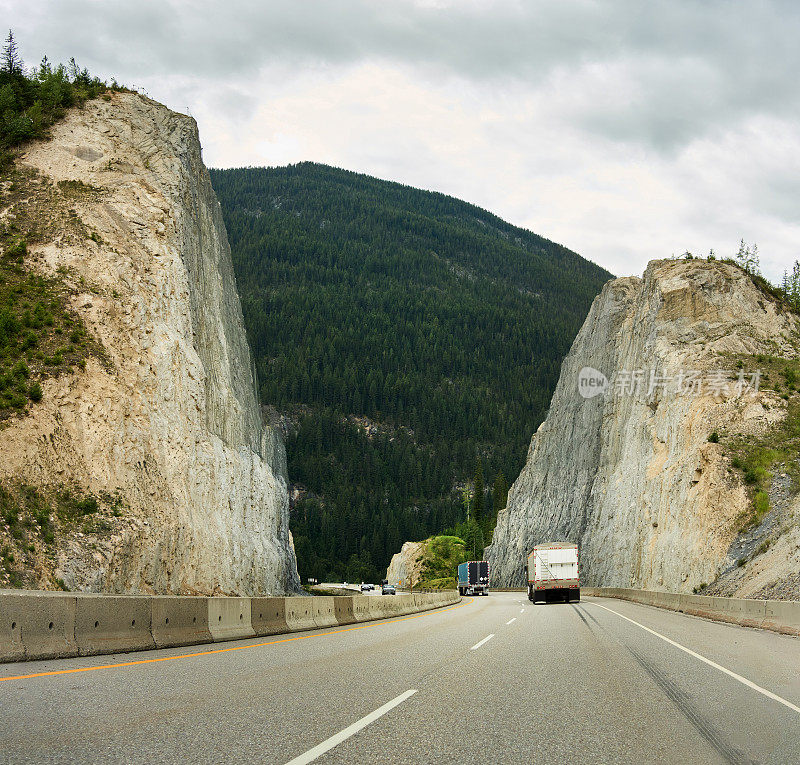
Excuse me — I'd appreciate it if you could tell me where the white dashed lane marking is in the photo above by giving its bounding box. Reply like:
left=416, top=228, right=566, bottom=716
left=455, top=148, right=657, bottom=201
left=285, top=689, right=418, bottom=764
left=470, top=634, right=495, bottom=651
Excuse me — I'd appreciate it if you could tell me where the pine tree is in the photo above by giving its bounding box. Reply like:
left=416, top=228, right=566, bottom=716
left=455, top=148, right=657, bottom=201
left=735, top=239, right=749, bottom=272
left=462, top=485, right=473, bottom=522
left=2, top=30, right=22, bottom=76
left=790, top=261, right=800, bottom=310
left=492, top=472, right=508, bottom=516
left=37, top=55, right=50, bottom=78
left=734, top=239, right=761, bottom=276
left=471, top=458, right=484, bottom=525
left=461, top=519, right=485, bottom=561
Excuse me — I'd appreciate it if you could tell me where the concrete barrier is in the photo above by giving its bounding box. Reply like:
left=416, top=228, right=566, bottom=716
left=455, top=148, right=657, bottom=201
left=151, top=596, right=212, bottom=649
left=763, top=600, right=800, bottom=636
left=412, top=591, right=458, bottom=608
left=413, top=593, right=434, bottom=612
left=0, top=599, right=25, bottom=662
left=651, top=591, right=683, bottom=611
left=0, top=590, right=461, bottom=664
left=312, top=597, right=338, bottom=629
left=284, top=596, right=316, bottom=632
left=75, top=595, right=154, bottom=656
left=393, top=594, right=416, bottom=616
left=251, top=597, right=289, bottom=637
left=584, top=587, right=799, bottom=637
left=207, top=597, right=254, bottom=642
left=679, top=595, right=768, bottom=628
left=366, top=596, right=393, bottom=621
left=334, top=597, right=356, bottom=626
left=0, top=590, right=77, bottom=661
left=352, top=596, right=373, bottom=623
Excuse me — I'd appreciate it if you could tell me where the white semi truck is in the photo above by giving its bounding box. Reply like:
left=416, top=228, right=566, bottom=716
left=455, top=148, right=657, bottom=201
left=527, top=542, right=580, bottom=603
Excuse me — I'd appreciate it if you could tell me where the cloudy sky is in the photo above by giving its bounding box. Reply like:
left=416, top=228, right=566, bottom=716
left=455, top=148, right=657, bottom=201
left=6, top=0, right=799, bottom=280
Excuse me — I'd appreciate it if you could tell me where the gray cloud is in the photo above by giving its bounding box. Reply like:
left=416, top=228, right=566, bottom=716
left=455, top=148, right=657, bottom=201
left=10, top=0, right=800, bottom=152
left=4, top=0, right=798, bottom=279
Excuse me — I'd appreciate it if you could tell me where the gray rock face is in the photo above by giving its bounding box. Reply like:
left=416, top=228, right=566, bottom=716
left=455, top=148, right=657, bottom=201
left=385, top=541, right=428, bottom=586
left=487, top=259, right=797, bottom=592
left=2, top=93, right=301, bottom=595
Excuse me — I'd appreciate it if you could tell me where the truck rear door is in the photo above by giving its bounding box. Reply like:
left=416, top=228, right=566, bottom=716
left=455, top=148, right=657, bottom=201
left=534, top=548, right=551, bottom=586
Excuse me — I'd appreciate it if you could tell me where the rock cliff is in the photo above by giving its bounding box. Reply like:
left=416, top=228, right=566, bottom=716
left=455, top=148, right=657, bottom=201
left=385, top=541, right=427, bottom=586
left=0, top=93, right=300, bottom=594
left=487, top=259, right=800, bottom=594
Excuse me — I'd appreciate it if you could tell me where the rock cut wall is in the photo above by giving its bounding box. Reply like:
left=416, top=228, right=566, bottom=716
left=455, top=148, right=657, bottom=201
left=1, top=93, right=300, bottom=595
left=487, top=259, right=798, bottom=593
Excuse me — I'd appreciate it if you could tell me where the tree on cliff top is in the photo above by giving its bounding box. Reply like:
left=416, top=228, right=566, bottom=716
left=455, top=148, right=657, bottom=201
left=0, top=31, right=123, bottom=163
left=735, top=239, right=761, bottom=276
left=2, top=31, right=22, bottom=76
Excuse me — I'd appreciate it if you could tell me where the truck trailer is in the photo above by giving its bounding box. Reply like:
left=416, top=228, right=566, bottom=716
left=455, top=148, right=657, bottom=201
left=527, top=542, right=580, bottom=603
left=457, top=561, right=490, bottom=596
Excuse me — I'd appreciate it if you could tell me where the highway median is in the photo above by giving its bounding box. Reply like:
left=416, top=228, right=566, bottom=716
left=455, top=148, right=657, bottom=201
left=0, top=589, right=460, bottom=664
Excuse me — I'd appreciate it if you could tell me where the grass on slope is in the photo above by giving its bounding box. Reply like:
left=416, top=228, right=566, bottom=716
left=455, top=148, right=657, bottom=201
left=0, top=37, right=120, bottom=420
left=406, top=535, right=466, bottom=591
left=719, top=354, right=800, bottom=529
left=0, top=481, right=126, bottom=589
left=0, top=166, right=105, bottom=421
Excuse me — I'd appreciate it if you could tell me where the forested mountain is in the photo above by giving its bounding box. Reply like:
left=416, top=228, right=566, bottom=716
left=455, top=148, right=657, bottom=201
left=209, top=163, right=612, bottom=583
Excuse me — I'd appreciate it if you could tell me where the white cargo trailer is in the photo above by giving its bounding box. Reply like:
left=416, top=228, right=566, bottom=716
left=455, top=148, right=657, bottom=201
left=527, top=542, right=580, bottom=603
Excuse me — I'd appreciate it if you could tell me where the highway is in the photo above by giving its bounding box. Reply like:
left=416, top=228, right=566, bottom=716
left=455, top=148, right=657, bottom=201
left=1, top=593, right=798, bottom=764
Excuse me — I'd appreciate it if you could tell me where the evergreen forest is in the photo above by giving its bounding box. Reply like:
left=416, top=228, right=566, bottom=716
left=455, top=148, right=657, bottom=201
left=210, top=162, right=613, bottom=583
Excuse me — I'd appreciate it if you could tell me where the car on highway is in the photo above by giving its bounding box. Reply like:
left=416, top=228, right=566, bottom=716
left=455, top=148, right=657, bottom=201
left=360, top=583, right=374, bottom=591
left=381, top=582, right=396, bottom=595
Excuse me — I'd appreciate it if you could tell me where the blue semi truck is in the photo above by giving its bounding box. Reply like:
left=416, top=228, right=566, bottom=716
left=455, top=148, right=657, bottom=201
left=457, top=561, right=490, bottom=596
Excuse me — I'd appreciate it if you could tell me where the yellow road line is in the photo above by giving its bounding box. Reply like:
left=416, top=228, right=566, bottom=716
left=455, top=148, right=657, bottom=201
left=0, top=600, right=468, bottom=683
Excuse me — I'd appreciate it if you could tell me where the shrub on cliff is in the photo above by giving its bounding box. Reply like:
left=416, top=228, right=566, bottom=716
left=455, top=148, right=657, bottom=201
left=415, top=577, right=457, bottom=590
left=0, top=30, right=123, bottom=165
left=419, top=535, right=467, bottom=583
left=0, top=33, right=111, bottom=420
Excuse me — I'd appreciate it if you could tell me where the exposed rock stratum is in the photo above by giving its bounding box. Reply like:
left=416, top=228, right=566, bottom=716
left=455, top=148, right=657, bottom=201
left=385, top=541, right=427, bottom=586
left=1, top=93, right=300, bottom=595
left=487, top=259, right=800, bottom=595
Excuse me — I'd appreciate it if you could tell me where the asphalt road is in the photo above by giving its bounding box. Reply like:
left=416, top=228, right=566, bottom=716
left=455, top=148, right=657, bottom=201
left=1, top=593, right=799, bottom=764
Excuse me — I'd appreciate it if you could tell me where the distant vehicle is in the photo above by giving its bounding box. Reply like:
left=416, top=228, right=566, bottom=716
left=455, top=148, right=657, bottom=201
left=457, top=561, right=490, bottom=596
left=527, top=542, right=580, bottom=603
left=360, top=583, right=374, bottom=591
left=382, top=583, right=396, bottom=595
